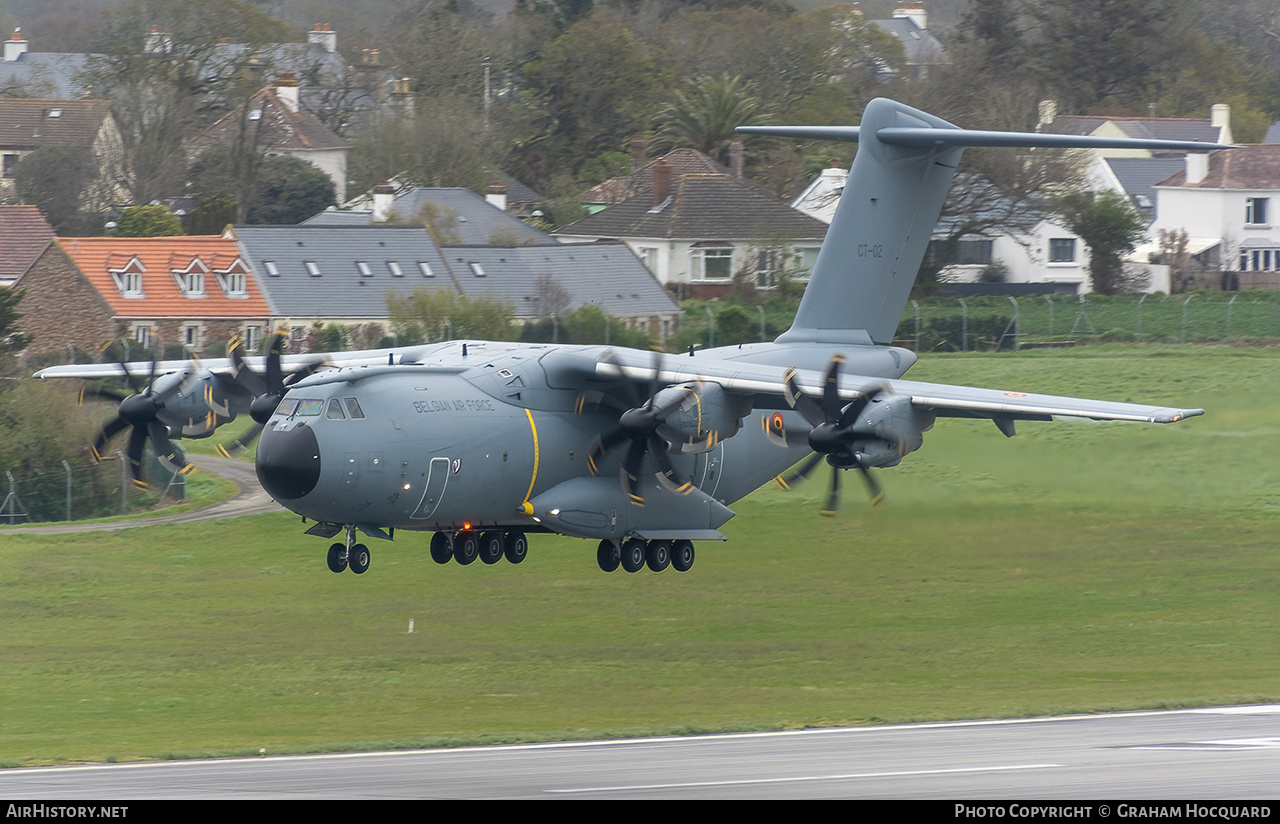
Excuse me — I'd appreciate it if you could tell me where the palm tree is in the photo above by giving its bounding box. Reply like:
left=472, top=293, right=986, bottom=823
left=654, top=75, right=766, bottom=164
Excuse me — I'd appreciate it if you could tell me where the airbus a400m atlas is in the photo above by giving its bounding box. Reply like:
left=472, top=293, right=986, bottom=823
left=38, top=99, right=1217, bottom=576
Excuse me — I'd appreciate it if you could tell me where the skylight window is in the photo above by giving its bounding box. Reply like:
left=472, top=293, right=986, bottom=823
left=305, top=261, right=321, bottom=277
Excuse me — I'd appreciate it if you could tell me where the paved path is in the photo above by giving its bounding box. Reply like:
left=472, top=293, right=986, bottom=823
left=0, top=454, right=281, bottom=535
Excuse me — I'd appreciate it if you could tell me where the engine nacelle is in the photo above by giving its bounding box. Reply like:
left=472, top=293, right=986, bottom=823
left=651, top=381, right=747, bottom=453
left=842, top=393, right=934, bottom=468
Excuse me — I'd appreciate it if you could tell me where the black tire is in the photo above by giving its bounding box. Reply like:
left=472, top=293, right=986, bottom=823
left=503, top=531, right=528, bottom=564
left=479, top=531, right=504, bottom=565
left=646, top=540, right=671, bottom=572
left=597, top=540, right=620, bottom=572
left=620, top=538, right=646, bottom=573
left=671, top=540, right=695, bottom=572
left=327, top=542, right=347, bottom=573
left=430, top=532, right=453, bottom=565
left=349, top=543, right=370, bottom=575
left=454, top=531, right=478, bottom=565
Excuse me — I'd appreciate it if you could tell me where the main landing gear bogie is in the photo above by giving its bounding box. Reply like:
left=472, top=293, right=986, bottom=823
left=597, top=538, right=694, bottom=573
left=429, top=530, right=530, bottom=567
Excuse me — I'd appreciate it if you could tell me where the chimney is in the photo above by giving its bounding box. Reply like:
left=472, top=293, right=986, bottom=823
left=1210, top=102, right=1232, bottom=145
left=893, top=2, right=927, bottom=30
left=391, top=77, right=415, bottom=120
left=652, top=160, right=672, bottom=207
left=485, top=180, right=508, bottom=212
left=1185, top=153, right=1209, bottom=186
left=145, top=25, right=172, bottom=55
left=630, top=135, right=645, bottom=176
left=276, top=69, right=300, bottom=113
left=1037, top=99, right=1057, bottom=130
left=5, top=28, right=27, bottom=62
left=307, top=23, right=337, bottom=54
left=372, top=180, right=395, bottom=222
left=729, top=138, right=744, bottom=178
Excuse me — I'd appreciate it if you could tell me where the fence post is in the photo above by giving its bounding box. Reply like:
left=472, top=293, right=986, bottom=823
left=1226, top=295, right=1236, bottom=342
left=1007, top=296, right=1020, bottom=350
left=1136, top=293, right=1147, bottom=340
left=757, top=304, right=766, bottom=342
left=1181, top=294, right=1195, bottom=344
left=63, top=459, right=72, bottom=522
left=1045, top=295, right=1054, bottom=341
left=958, top=297, right=968, bottom=352
left=119, top=450, right=128, bottom=514
left=911, top=300, right=920, bottom=351
left=705, top=306, right=715, bottom=349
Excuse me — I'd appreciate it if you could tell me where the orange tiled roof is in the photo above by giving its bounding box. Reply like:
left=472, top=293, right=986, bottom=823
left=56, top=236, right=272, bottom=318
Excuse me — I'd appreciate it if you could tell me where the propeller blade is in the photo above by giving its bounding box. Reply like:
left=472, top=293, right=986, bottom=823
left=216, top=423, right=264, bottom=458
left=820, top=466, right=841, bottom=518
left=858, top=465, right=886, bottom=508
left=650, top=436, right=693, bottom=495
left=91, top=416, right=129, bottom=463
left=775, top=451, right=824, bottom=490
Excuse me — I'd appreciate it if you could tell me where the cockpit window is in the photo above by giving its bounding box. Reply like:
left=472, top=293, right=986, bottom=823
left=296, top=399, right=324, bottom=416
left=326, top=398, right=346, bottom=419
left=343, top=397, right=365, bottom=419
left=276, top=398, right=299, bottom=417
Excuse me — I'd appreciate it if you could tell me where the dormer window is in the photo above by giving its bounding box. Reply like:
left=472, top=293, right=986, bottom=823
left=215, top=258, right=249, bottom=296
left=171, top=257, right=209, bottom=297
left=109, top=257, right=146, bottom=298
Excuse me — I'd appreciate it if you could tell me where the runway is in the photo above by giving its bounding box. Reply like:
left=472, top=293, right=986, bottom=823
left=1, top=705, right=1276, bottom=799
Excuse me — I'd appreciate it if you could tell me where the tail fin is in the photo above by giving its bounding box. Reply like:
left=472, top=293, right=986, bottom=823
left=739, top=98, right=1228, bottom=346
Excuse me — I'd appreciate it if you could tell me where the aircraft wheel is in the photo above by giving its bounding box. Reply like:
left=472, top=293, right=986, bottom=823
left=620, top=538, right=646, bottom=573
left=503, top=531, right=528, bottom=564
left=454, top=531, right=479, bottom=565
left=646, top=540, right=671, bottom=572
left=671, top=540, right=695, bottom=572
left=597, top=540, right=620, bottom=573
left=349, top=543, right=370, bottom=575
left=327, top=543, right=347, bottom=574
left=429, top=532, right=453, bottom=565
left=479, top=531, right=504, bottom=565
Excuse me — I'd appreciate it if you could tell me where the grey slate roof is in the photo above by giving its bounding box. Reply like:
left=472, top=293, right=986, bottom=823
left=558, top=173, right=828, bottom=242
left=1103, top=157, right=1185, bottom=217
left=869, top=18, right=946, bottom=67
left=442, top=242, right=679, bottom=320
left=1050, top=115, right=1225, bottom=148
left=305, top=187, right=553, bottom=244
left=0, top=51, right=92, bottom=98
left=229, top=225, right=452, bottom=319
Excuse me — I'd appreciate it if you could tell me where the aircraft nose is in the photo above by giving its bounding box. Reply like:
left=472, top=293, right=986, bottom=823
left=256, top=422, right=321, bottom=500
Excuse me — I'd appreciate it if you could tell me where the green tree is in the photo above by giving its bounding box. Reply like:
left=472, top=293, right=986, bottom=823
left=1055, top=190, right=1149, bottom=295
left=189, top=150, right=335, bottom=225
left=12, top=145, right=95, bottom=235
left=0, top=287, right=33, bottom=380
left=113, top=204, right=184, bottom=237
left=387, top=288, right=517, bottom=344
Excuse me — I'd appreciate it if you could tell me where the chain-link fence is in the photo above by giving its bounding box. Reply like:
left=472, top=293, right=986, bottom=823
left=0, top=452, right=186, bottom=525
left=895, top=292, right=1280, bottom=352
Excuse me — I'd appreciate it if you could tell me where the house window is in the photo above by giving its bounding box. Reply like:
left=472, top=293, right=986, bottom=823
left=691, top=244, right=733, bottom=281
left=795, top=247, right=819, bottom=279
left=755, top=249, right=782, bottom=288
left=1241, top=248, right=1280, bottom=271
left=1246, top=197, right=1269, bottom=226
left=305, top=261, right=321, bottom=277
left=245, top=325, right=261, bottom=351
left=264, top=261, right=280, bottom=277
left=172, top=261, right=206, bottom=297
left=133, top=325, right=153, bottom=349
left=183, top=324, right=201, bottom=348
left=1049, top=238, right=1076, bottom=263
left=954, top=240, right=993, bottom=266
left=416, top=262, right=431, bottom=278
left=469, top=262, right=485, bottom=277
left=110, top=258, right=145, bottom=297
left=220, top=267, right=246, bottom=295
left=637, top=246, right=658, bottom=274
left=2, top=154, right=17, bottom=178
left=356, top=261, right=372, bottom=278
left=387, top=261, right=403, bottom=277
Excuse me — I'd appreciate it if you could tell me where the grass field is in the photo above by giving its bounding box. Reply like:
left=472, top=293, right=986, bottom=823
left=2, top=345, right=1278, bottom=766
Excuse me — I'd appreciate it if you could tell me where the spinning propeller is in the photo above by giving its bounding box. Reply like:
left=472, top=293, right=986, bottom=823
left=216, top=332, right=326, bottom=456
left=87, top=348, right=197, bottom=489
left=585, top=352, right=696, bottom=506
left=777, top=355, right=896, bottom=515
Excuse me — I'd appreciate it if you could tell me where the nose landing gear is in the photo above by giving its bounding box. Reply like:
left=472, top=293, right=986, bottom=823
left=327, top=526, right=371, bottom=574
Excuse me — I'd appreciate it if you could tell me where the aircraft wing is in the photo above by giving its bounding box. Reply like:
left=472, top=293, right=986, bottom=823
left=592, top=350, right=1202, bottom=425
left=31, top=345, right=434, bottom=381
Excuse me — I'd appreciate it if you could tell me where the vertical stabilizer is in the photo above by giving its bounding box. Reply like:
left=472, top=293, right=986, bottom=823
left=778, top=99, right=963, bottom=345
left=738, top=98, right=1227, bottom=347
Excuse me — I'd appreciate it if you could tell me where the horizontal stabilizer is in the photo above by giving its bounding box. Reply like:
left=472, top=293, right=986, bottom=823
left=737, top=125, right=1230, bottom=153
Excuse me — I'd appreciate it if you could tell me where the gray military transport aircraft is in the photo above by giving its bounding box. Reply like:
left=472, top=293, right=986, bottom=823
left=37, top=98, right=1217, bottom=576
